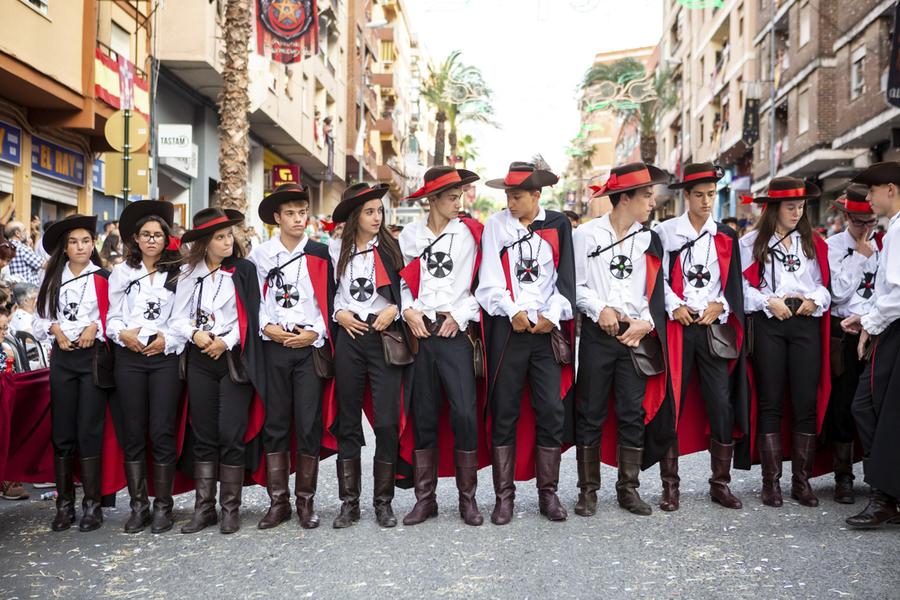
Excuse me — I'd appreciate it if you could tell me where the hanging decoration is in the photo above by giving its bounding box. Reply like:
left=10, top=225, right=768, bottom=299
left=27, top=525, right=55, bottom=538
left=256, top=0, right=319, bottom=65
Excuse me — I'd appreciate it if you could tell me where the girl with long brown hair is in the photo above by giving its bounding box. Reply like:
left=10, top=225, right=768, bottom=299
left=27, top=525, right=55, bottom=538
left=328, top=183, right=409, bottom=530
left=169, top=208, right=265, bottom=535
left=739, top=177, right=831, bottom=510
left=33, top=215, right=110, bottom=532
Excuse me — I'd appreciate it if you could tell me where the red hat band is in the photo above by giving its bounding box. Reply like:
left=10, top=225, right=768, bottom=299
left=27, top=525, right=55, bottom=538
left=504, top=171, right=533, bottom=186
left=683, top=170, right=718, bottom=182
left=421, top=171, right=463, bottom=195
left=194, top=215, right=231, bottom=230
left=592, top=168, right=652, bottom=196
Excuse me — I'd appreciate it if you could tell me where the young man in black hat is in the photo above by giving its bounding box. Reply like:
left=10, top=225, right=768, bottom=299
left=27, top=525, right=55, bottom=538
left=248, top=183, right=334, bottom=530
left=572, top=162, right=675, bottom=517
left=475, top=161, right=576, bottom=525
left=842, top=162, right=900, bottom=528
left=398, top=166, right=486, bottom=526
left=826, top=184, right=880, bottom=504
left=652, top=163, right=747, bottom=511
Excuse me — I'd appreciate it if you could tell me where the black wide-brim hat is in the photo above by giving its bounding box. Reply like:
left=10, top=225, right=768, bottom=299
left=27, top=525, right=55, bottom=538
left=831, top=183, right=873, bottom=214
left=590, top=162, right=670, bottom=197
left=669, top=162, right=724, bottom=189
left=750, top=176, right=821, bottom=203
left=118, top=200, right=175, bottom=241
left=258, top=182, right=310, bottom=225
left=405, top=166, right=479, bottom=200
left=485, top=162, right=558, bottom=190
left=42, top=214, right=98, bottom=254
left=850, top=161, right=900, bottom=187
left=333, top=183, right=390, bottom=223
left=181, top=207, right=244, bottom=244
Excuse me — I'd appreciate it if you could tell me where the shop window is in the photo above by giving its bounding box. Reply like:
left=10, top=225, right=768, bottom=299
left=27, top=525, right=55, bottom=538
left=851, top=46, right=867, bottom=99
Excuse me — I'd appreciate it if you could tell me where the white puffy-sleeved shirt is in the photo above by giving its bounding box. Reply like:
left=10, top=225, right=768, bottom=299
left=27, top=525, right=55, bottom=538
left=475, top=208, right=572, bottom=329
left=739, top=230, right=831, bottom=318
left=573, top=214, right=653, bottom=326
left=106, top=262, right=184, bottom=355
left=249, top=235, right=326, bottom=348
left=33, top=261, right=105, bottom=343
left=399, top=217, right=480, bottom=329
left=330, top=237, right=392, bottom=321
left=170, top=261, right=241, bottom=350
left=862, top=211, right=900, bottom=335
left=826, top=229, right=879, bottom=319
left=654, top=212, right=729, bottom=322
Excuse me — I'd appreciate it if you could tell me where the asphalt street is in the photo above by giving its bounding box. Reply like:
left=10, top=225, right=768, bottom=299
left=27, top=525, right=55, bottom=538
left=2, top=432, right=898, bottom=600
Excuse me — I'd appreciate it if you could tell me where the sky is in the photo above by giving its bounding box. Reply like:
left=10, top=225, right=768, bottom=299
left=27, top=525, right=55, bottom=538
left=405, top=0, right=663, bottom=198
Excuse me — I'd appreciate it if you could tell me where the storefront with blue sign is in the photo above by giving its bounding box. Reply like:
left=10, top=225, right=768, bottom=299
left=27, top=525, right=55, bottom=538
left=30, top=135, right=85, bottom=223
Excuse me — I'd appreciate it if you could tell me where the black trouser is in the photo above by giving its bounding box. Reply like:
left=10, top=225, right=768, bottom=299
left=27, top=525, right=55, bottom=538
left=852, top=321, right=900, bottom=458
left=575, top=320, right=646, bottom=447
left=334, top=325, right=401, bottom=462
left=262, top=341, right=323, bottom=456
left=412, top=320, right=477, bottom=452
left=186, top=345, right=252, bottom=465
left=113, top=345, right=181, bottom=464
left=751, top=314, right=821, bottom=434
left=491, top=330, right=562, bottom=447
left=49, top=344, right=107, bottom=457
left=678, top=323, right=733, bottom=444
left=827, top=316, right=863, bottom=443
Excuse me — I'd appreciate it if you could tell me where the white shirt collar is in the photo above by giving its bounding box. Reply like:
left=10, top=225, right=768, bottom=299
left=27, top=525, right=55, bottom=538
left=63, top=261, right=100, bottom=281
left=596, top=213, right=644, bottom=238
left=267, top=234, right=308, bottom=258
left=674, top=212, right=717, bottom=238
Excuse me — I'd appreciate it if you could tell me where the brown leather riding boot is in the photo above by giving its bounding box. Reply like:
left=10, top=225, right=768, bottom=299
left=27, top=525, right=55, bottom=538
left=124, top=461, right=151, bottom=533
left=258, top=451, right=291, bottom=530
left=574, top=444, right=600, bottom=517
left=759, top=433, right=783, bottom=507
left=332, top=458, right=361, bottom=529
left=708, top=440, right=742, bottom=509
left=832, top=441, right=855, bottom=504
left=790, top=432, right=819, bottom=507
left=181, top=461, right=218, bottom=534
left=78, top=456, right=104, bottom=532
left=658, top=441, right=680, bottom=512
left=455, top=449, right=483, bottom=526
left=615, top=446, right=651, bottom=516
left=218, top=464, right=244, bottom=534
left=403, top=448, right=439, bottom=526
left=536, top=446, right=567, bottom=521
left=51, top=455, right=76, bottom=532
left=150, top=463, right=176, bottom=534
left=295, top=454, right=321, bottom=529
left=373, top=460, right=397, bottom=528
left=845, top=489, right=900, bottom=529
left=490, top=445, right=516, bottom=525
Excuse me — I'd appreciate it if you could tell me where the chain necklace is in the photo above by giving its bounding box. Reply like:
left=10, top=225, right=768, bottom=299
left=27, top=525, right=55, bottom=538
left=423, top=232, right=455, bottom=279
left=681, top=230, right=714, bottom=289
left=605, top=229, right=638, bottom=280
left=61, top=275, right=89, bottom=322
left=348, top=245, right=376, bottom=302
left=513, top=229, right=544, bottom=285
left=269, top=251, right=306, bottom=308
left=189, top=266, right=223, bottom=331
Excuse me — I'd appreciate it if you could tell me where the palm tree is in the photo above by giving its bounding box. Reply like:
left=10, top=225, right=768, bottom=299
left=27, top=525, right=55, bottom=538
left=455, top=134, right=478, bottom=168
left=580, top=58, right=675, bottom=164
left=216, top=0, right=252, bottom=234
left=421, top=51, right=496, bottom=166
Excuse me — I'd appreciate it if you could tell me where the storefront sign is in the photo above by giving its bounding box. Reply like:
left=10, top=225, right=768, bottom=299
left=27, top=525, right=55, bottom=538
left=272, top=164, right=300, bottom=187
left=93, top=156, right=105, bottom=192
left=0, top=120, right=22, bottom=166
left=158, top=124, right=193, bottom=159
left=31, top=137, right=85, bottom=186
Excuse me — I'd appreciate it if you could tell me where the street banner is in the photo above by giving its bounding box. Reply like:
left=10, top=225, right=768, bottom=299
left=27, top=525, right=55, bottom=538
left=887, top=1, right=900, bottom=108
left=742, top=98, right=760, bottom=145
left=256, top=0, right=319, bottom=65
